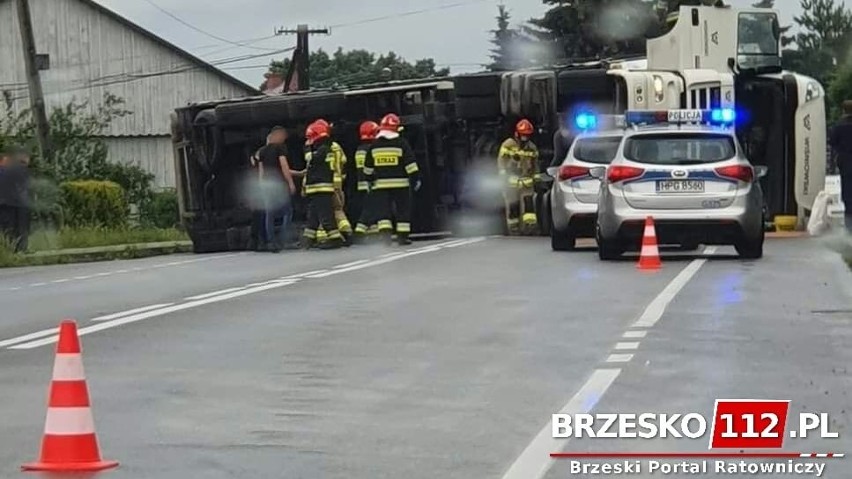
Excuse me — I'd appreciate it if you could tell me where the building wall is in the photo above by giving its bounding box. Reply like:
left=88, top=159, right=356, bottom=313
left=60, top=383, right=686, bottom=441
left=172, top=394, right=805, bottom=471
left=103, top=136, right=174, bottom=189
left=0, top=0, right=256, bottom=187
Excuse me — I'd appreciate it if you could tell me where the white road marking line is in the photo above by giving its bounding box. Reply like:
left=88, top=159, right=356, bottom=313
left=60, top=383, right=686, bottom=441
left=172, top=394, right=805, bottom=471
left=502, top=244, right=711, bottom=479
left=438, top=239, right=470, bottom=248
left=11, top=281, right=300, bottom=350
left=8, top=242, right=487, bottom=350
left=8, top=287, right=20, bottom=291
left=334, top=259, right=370, bottom=269
left=614, top=342, right=640, bottom=350
left=91, top=303, right=176, bottom=322
left=606, top=354, right=634, bottom=363
left=29, top=282, right=46, bottom=287
left=0, top=327, right=60, bottom=348
left=442, top=237, right=486, bottom=248
left=623, top=330, right=647, bottom=339
left=501, top=369, right=621, bottom=479
left=632, top=246, right=717, bottom=328
left=51, top=279, right=70, bottom=284
left=297, top=269, right=329, bottom=277
left=114, top=269, right=129, bottom=274
left=93, top=272, right=112, bottom=277
left=74, top=276, right=93, bottom=280
left=185, top=288, right=246, bottom=301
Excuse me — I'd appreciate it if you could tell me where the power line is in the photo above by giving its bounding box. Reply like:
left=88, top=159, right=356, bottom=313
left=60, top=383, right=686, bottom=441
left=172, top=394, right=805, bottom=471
left=139, top=0, right=281, bottom=52
left=329, top=0, right=493, bottom=29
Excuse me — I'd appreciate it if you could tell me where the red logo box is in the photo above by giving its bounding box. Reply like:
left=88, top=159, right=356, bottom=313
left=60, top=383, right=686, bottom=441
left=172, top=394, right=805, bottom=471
left=710, top=400, right=790, bottom=449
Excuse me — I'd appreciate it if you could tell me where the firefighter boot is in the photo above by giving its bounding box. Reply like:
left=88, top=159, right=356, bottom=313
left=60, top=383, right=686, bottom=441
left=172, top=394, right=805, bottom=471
left=319, top=237, right=343, bottom=250
left=397, top=233, right=412, bottom=246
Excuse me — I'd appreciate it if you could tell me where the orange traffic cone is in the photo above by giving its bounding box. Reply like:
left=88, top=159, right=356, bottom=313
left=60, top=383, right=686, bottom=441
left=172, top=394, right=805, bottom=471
left=22, top=320, right=118, bottom=472
left=637, top=216, right=662, bottom=271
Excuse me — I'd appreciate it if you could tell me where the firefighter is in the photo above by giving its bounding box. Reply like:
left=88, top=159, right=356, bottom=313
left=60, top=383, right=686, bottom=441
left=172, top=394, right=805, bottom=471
left=312, top=119, right=352, bottom=241
left=498, top=119, right=540, bottom=235
left=353, top=120, right=380, bottom=243
left=364, top=113, right=421, bottom=246
left=302, top=121, right=343, bottom=249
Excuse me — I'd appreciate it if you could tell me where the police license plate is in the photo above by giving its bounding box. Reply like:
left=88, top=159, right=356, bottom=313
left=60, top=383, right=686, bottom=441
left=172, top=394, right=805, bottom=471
left=656, top=180, right=705, bottom=193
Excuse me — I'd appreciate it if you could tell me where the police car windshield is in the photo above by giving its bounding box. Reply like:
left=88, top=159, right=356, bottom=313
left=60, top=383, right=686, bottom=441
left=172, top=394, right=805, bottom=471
left=572, top=136, right=622, bottom=165
left=623, top=134, right=736, bottom=165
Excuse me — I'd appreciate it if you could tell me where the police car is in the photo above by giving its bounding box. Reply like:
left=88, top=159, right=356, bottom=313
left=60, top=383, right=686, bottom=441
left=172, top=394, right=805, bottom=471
left=591, top=109, right=767, bottom=260
left=546, top=113, right=624, bottom=251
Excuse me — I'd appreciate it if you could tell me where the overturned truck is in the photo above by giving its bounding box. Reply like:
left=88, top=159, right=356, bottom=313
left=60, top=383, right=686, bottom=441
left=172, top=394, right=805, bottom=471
left=172, top=4, right=826, bottom=253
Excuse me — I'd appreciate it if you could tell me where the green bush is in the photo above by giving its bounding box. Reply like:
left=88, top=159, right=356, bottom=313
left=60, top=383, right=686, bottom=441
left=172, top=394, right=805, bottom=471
left=141, top=189, right=180, bottom=229
left=60, top=180, right=128, bottom=228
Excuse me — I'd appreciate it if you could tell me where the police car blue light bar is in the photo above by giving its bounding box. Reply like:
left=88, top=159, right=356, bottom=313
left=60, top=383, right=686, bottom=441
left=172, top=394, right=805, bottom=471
left=575, top=113, right=597, bottom=130
left=624, top=109, right=736, bottom=126
left=573, top=113, right=626, bottom=131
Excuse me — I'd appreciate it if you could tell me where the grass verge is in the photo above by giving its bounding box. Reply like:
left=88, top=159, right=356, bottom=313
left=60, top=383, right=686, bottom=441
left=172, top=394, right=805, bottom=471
left=28, top=227, right=188, bottom=251
left=0, top=228, right=191, bottom=268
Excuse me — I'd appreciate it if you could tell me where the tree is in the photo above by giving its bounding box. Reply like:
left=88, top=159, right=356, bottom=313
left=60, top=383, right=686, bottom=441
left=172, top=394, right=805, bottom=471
left=266, top=48, right=450, bottom=89
left=526, top=0, right=661, bottom=63
left=488, top=4, right=534, bottom=71
left=784, top=0, right=852, bottom=85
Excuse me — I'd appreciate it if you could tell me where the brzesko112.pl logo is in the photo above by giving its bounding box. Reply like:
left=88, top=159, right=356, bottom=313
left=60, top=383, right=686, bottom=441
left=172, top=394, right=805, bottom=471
left=550, top=400, right=843, bottom=477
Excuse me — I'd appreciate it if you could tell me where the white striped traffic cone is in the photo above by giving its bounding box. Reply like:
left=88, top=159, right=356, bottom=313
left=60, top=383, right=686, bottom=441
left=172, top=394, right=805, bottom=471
left=22, top=320, right=118, bottom=472
left=637, top=216, right=662, bottom=271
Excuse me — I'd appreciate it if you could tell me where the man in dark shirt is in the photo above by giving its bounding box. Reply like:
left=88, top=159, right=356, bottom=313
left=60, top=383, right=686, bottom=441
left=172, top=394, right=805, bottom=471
left=257, top=127, right=297, bottom=252
left=828, top=101, right=852, bottom=233
left=0, top=145, right=31, bottom=252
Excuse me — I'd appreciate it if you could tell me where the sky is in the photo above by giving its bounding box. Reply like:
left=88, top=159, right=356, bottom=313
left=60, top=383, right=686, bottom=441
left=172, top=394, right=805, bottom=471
left=92, top=0, right=847, bottom=87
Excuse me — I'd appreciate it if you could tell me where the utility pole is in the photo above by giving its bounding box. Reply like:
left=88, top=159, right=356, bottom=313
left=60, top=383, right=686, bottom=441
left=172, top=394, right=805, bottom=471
left=276, top=25, right=329, bottom=90
left=15, top=0, right=51, bottom=162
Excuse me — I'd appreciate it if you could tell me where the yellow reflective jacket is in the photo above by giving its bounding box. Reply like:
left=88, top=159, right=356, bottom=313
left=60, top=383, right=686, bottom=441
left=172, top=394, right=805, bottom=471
left=497, top=137, right=539, bottom=188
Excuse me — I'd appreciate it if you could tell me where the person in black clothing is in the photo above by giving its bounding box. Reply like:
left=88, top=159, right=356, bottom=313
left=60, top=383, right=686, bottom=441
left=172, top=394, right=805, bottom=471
left=0, top=145, right=31, bottom=252
left=302, top=121, right=343, bottom=249
left=363, top=113, right=422, bottom=246
left=257, top=127, right=297, bottom=252
left=830, top=101, right=852, bottom=232
left=249, top=142, right=266, bottom=250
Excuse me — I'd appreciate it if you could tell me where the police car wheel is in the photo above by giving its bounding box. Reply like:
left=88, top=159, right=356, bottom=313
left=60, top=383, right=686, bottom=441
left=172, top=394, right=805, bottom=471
left=735, top=232, right=764, bottom=260
left=596, top=227, right=622, bottom=260
left=551, top=222, right=576, bottom=252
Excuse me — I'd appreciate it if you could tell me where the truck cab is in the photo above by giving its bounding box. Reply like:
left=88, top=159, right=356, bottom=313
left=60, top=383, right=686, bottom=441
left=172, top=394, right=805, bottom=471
left=606, top=5, right=826, bottom=225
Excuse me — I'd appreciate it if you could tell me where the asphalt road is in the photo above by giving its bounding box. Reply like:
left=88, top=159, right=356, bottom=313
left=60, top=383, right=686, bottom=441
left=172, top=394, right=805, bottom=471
left=0, top=236, right=850, bottom=478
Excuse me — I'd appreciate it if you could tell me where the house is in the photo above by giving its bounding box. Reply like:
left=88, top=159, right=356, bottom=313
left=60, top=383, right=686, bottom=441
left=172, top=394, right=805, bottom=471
left=0, top=0, right=259, bottom=187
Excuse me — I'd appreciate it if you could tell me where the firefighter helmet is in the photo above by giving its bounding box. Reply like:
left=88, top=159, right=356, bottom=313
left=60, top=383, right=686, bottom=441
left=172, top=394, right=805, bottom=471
left=515, top=119, right=534, bottom=137
left=314, top=118, right=331, bottom=130
left=305, top=121, right=330, bottom=145
left=380, top=113, right=401, bottom=132
left=359, top=121, right=379, bottom=141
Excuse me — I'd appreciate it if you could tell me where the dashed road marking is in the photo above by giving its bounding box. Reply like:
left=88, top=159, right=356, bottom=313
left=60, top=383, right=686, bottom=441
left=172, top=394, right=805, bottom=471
left=185, top=288, right=246, bottom=301
left=0, top=327, right=59, bottom=348
left=0, top=253, right=247, bottom=292
left=10, top=281, right=300, bottom=349
left=606, top=354, right=634, bottom=363
left=503, top=246, right=716, bottom=479
left=91, top=303, right=176, bottom=322
left=623, top=330, right=647, bottom=339
left=334, top=259, right=370, bottom=269
left=3, top=240, right=487, bottom=350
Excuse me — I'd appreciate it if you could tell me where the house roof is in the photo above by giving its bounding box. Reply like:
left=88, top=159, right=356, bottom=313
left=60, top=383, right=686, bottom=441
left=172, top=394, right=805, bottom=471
left=79, top=0, right=261, bottom=95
